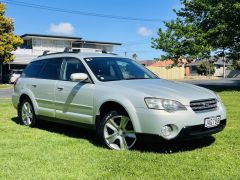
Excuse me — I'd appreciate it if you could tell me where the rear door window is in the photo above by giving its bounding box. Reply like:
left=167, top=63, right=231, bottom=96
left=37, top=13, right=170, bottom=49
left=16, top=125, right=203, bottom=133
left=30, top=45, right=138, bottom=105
left=22, top=60, right=44, bottom=78
left=39, top=58, right=63, bottom=80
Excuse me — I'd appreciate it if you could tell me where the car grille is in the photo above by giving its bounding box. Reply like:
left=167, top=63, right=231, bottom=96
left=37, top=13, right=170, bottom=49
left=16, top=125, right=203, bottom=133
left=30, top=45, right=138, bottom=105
left=190, top=98, right=218, bottom=112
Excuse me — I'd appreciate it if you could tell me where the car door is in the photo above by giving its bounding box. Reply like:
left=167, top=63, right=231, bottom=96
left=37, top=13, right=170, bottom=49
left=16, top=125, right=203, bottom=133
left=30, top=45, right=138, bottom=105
left=22, top=60, right=44, bottom=101
left=55, top=57, right=94, bottom=125
left=32, top=58, right=63, bottom=118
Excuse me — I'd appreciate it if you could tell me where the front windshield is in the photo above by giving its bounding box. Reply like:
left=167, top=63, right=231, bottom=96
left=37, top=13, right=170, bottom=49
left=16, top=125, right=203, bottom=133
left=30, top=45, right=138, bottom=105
left=84, top=57, right=158, bottom=82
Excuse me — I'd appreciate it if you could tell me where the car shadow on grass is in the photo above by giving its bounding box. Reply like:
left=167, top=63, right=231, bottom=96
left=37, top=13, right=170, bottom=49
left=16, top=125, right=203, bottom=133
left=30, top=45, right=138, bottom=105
left=11, top=117, right=215, bottom=154
left=134, top=136, right=215, bottom=153
left=11, top=117, right=101, bottom=146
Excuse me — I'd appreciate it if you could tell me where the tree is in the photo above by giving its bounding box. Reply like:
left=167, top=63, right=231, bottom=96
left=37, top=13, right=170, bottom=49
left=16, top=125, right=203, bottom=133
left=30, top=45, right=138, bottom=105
left=177, top=0, right=240, bottom=52
left=132, top=53, right=138, bottom=61
left=152, top=18, right=212, bottom=63
left=0, top=3, right=23, bottom=64
left=152, top=0, right=240, bottom=68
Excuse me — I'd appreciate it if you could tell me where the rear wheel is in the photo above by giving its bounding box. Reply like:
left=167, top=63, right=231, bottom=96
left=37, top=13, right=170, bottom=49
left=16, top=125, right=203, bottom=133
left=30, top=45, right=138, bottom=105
left=18, top=99, right=37, bottom=127
left=99, top=111, right=137, bottom=150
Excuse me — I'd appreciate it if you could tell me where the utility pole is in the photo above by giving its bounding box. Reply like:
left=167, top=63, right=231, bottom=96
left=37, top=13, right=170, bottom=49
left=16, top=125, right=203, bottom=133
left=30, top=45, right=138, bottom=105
left=223, top=60, right=226, bottom=78
left=223, top=50, right=226, bottom=78
left=208, top=59, right=211, bottom=78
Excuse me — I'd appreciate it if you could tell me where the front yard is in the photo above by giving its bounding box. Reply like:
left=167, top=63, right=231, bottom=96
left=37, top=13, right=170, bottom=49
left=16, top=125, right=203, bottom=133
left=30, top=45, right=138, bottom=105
left=0, top=84, right=12, bottom=89
left=0, top=89, right=239, bottom=179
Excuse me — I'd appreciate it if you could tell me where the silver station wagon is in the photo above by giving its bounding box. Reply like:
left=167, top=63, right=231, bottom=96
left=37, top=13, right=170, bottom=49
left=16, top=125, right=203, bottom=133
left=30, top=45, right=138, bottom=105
left=12, top=52, right=226, bottom=150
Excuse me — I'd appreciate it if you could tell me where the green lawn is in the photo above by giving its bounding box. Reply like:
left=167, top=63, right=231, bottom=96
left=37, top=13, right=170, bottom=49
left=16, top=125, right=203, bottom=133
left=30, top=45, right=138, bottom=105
left=0, top=89, right=239, bottom=179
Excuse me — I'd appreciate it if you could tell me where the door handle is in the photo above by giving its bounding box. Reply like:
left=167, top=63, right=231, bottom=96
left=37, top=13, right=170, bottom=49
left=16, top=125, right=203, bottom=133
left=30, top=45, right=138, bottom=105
left=32, top=85, right=37, bottom=88
left=57, top=87, right=64, bottom=91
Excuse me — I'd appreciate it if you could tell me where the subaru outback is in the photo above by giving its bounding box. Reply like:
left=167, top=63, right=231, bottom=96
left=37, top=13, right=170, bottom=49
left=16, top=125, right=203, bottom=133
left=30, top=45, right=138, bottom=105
left=12, top=52, right=226, bottom=150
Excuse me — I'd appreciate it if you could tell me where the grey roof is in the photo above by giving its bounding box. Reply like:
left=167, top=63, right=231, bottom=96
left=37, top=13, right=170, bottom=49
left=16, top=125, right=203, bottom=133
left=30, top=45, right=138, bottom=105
left=187, top=57, right=232, bottom=66
left=21, top=34, right=122, bottom=46
left=78, top=40, right=122, bottom=46
left=139, top=60, right=156, bottom=66
left=21, top=34, right=82, bottom=41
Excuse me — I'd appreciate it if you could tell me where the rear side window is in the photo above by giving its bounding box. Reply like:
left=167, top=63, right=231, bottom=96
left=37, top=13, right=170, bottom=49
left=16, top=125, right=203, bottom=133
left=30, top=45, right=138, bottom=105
left=22, top=60, right=44, bottom=78
left=39, top=58, right=63, bottom=80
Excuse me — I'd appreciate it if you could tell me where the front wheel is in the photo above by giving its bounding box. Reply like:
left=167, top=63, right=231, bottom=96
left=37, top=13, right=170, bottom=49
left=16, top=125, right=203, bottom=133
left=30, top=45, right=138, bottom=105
left=18, top=99, right=37, bottom=127
left=99, top=111, right=137, bottom=150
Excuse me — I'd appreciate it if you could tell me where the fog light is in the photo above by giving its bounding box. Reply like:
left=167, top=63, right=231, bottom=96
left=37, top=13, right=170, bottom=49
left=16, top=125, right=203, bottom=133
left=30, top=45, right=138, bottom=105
left=161, top=125, right=173, bottom=137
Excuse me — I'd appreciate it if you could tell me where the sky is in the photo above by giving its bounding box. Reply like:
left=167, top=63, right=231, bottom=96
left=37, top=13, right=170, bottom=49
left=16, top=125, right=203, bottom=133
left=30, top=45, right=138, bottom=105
left=4, top=0, right=181, bottom=60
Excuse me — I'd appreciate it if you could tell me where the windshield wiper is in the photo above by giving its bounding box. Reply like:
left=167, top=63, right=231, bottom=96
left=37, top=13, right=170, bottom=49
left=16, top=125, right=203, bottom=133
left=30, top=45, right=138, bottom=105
left=124, top=77, right=149, bottom=80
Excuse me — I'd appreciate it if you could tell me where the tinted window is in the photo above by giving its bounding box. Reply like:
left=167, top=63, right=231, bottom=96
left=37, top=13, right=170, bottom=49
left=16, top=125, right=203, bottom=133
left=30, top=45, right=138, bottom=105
left=62, top=58, right=88, bottom=81
left=22, top=60, right=44, bottom=78
left=39, top=58, right=63, bottom=80
left=84, top=57, right=157, bottom=82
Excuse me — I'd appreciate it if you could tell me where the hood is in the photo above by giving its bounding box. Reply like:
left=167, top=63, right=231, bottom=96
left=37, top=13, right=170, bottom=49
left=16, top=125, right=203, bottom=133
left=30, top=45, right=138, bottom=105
left=104, top=79, right=216, bottom=105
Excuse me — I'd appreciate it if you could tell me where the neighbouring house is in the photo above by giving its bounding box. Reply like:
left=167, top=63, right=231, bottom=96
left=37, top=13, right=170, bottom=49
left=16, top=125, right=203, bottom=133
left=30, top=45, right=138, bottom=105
left=186, top=57, right=232, bottom=77
left=148, top=59, right=188, bottom=67
left=0, top=34, right=121, bottom=83
left=148, top=59, right=175, bottom=67
left=139, top=60, right=156, bottom=66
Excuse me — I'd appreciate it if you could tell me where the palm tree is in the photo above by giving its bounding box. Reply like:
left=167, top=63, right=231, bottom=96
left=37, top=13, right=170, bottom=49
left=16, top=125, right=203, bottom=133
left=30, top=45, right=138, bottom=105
left=132, top=53, right=138, bottom=61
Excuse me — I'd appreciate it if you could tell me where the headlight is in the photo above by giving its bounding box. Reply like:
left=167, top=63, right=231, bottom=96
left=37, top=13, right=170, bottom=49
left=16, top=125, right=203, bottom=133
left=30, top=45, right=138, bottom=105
left=144, top=98, right=187, bottom=112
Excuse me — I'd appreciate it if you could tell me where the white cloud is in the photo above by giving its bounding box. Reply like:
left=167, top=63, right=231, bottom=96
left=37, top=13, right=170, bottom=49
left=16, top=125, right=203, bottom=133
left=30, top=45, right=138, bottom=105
left=137, top=26, right=153, bottom=37
left=49, top=22, right=75, bottom=35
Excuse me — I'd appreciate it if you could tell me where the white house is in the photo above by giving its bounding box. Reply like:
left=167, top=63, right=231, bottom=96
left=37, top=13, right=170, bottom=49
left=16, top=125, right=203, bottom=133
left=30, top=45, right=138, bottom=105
left=0, top=34, right=121, bottom=82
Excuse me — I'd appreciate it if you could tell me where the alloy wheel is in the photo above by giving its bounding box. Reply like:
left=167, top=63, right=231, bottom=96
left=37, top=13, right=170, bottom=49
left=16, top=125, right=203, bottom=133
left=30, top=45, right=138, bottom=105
left=104, top=115, right=136, bottom=150
left=21, top=101, right=33, bottom=126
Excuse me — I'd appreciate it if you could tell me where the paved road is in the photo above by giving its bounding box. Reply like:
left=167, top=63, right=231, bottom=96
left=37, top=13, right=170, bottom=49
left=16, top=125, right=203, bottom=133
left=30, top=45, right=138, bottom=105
left=0, top=78, right=239, bottom=98
left=0, top=88, right=13, bottom=98
left=179, top=78, right=240, bottom=89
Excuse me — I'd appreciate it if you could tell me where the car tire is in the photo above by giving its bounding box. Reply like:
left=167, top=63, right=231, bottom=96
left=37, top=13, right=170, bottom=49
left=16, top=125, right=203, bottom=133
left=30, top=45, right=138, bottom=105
left=99, top=110, right=137, bottom=150
left=18, top=98, right=37, bottom=127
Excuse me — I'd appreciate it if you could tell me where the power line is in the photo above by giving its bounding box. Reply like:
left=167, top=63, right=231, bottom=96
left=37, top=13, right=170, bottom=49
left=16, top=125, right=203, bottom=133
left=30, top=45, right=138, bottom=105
left=2, top=0, right=164, bottom=22
left=115, top=50, right=159, bottom=54
left=121, top=40, right=151, bottom=47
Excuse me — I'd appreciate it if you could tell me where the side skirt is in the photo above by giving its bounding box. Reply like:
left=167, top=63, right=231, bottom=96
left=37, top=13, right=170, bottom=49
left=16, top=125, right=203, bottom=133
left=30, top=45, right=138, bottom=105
left=36, top=115, right=95, bottom=130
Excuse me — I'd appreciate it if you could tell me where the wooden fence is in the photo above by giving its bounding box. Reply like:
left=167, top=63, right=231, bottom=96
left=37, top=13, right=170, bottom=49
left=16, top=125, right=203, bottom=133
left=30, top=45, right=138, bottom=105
left=147, top=66, right=185, bottom=79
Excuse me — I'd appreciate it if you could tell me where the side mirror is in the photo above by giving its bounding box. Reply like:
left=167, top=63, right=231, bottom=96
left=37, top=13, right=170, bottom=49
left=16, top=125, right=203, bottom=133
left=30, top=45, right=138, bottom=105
left=70, top=73, right=88, bottom=82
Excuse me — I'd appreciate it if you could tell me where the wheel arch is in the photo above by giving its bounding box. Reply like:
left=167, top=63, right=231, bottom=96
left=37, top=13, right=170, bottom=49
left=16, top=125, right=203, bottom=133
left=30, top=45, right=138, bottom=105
left=95, top=99, right=141, bottom=132
left=19, top=94, right=31, bottom=104
left=18, top=91, right=38, bottom=115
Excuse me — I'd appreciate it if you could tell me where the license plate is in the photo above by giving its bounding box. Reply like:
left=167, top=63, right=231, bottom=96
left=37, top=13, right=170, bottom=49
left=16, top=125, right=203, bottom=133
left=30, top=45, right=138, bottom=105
left=204, top=115, right=221, bottom=128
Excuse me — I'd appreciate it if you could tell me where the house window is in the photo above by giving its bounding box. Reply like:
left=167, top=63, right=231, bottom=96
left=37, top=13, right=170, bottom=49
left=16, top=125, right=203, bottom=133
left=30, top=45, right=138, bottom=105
left=32, top=39, right=41, bottom=47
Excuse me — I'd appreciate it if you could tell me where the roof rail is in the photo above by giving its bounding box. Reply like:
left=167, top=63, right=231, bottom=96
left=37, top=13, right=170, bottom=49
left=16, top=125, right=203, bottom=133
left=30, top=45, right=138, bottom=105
left=102, top=51, right=118, bottom=55
left=38, top=47, right=118, bottom=57
left=38, top=50, right=77, bottom=57
left=42, top=50, right=50, bottom=55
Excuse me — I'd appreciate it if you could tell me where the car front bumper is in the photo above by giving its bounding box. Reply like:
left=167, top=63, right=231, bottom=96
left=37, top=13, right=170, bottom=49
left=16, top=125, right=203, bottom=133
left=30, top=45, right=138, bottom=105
left=134, top=102, right=226, bottom=140
left=176, top=119, right=226, bottom=139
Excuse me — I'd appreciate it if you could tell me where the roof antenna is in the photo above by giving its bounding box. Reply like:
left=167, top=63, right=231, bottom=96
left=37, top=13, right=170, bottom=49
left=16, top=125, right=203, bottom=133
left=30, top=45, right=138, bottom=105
left=42, top=50, right=50, bottom=55
left=64, top=47, right=71, bottom=52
